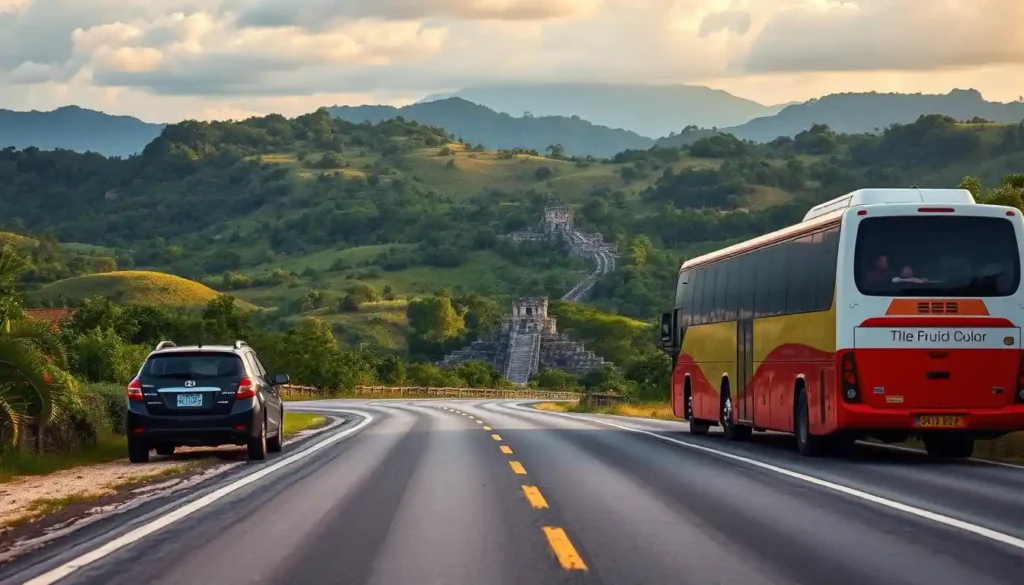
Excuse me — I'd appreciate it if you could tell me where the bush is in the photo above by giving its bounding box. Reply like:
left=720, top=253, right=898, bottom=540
left=69, top=328, right=150, bottom=384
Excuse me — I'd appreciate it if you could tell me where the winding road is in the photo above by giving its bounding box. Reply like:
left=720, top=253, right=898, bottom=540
left=3, top=400, right=1023, bottom=585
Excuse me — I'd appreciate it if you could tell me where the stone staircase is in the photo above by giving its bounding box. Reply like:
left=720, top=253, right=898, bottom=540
left=504, top=330, right=539, bottom=385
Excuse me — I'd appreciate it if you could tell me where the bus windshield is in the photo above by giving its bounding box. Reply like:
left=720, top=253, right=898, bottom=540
left=854, top=215, right=1020, bottom=297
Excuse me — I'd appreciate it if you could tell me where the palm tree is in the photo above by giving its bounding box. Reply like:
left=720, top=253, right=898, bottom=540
left=0, top=246, right=76, bottom=449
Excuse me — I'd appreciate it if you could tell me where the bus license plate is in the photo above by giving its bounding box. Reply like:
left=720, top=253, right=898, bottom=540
left=176, top=393, right=203, bottom=407
left=915, top=415, right=964, bottom=428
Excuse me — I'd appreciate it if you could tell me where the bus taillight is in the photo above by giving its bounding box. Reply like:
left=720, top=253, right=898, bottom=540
left=842, top=352, right=861, bottom=403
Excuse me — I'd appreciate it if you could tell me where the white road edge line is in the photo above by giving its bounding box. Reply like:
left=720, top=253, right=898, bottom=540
left=508, top=403, right=1024, bottom=552
left=23, top=410, right=375, bottom=585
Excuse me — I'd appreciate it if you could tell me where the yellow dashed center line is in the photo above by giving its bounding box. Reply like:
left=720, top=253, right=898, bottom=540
left=509, top=461, right=527, bottom=475
left=491, top=434, right=502, bottom=441
left=475, top=419, right=484, bottom=424
left=483, top=426, right=492, bottom=431
left=521, top=485, right=548, bottom=509
left=499, top=445, right=513, bottom=454
left=543, top=526, right=588, bottom=571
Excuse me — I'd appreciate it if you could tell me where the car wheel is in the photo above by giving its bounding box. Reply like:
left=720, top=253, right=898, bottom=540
left=128, top=438, right=150, bottom=463
left=247, top=419, right=268, bottom=461
left=267, top=414, right=284, bottom=453
left=155, top=444, right=175, bottom=456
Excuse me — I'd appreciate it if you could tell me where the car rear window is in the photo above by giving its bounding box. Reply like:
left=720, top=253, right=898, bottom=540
left=141, top=352, right=244, bottom=379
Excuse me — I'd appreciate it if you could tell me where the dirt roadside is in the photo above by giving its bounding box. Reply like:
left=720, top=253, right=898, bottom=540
left=0, top=413, right=340, bottom=559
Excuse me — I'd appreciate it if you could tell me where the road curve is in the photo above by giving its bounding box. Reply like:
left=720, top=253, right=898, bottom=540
left=2, top=399, right=1023, bottom=585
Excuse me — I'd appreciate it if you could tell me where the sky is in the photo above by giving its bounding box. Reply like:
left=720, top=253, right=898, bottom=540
left=0, top=0, right=1021, bottom=122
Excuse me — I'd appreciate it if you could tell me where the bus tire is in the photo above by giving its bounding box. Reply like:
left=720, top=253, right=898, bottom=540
left=720, top=385, right=751, bottom=441
left=795, top=386, right=823, bottom=457
left=923, top=433, right=974, bottom=459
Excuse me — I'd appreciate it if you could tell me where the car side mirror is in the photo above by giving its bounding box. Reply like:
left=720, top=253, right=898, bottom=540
left=272, top=373, right=290, bottom=385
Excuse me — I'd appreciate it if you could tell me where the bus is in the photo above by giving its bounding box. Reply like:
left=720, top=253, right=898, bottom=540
left=659, top=188, right=1024, bottom=458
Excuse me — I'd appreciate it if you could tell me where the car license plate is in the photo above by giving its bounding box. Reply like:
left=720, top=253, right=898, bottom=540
left=915, top=415, right=964, bottom=428
left=176, top=393, right=203, bottom=407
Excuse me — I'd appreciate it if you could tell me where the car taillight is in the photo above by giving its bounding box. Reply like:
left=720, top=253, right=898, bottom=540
left=1016, top=356, right=1024, bottom=403
left=236, top=377, right=256, bottom=400
left=127, top=378, right=144, bottom=402
left=841, top=352, right=860, bottom=403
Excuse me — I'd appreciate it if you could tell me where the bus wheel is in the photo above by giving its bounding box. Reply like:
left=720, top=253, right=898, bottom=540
left=721, top=392, right=751, bottom=441
left=795, top=387, right=823, bottom=457
left=923, top=433, right=975, bottom=459
left=689, top=420, right=711, bottom=435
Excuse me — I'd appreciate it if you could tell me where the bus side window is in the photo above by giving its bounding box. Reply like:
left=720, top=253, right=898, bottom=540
left=785, top=235, right=815, bottom=314
left=691, top=267, right=707, bottom=325
left=737, top=252, right=755, bottom=320
left=758, top=244, right=787, bottom=317
left=816, top=227, right=840, bottom=310
left=715, top=258, right=731, bottom=322
left=701, top=264, right=718, bottom=324
left=722, top=254, right=739, bottom=322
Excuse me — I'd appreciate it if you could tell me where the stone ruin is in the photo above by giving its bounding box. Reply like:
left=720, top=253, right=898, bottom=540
left=439, top=297, right=606, bottom=384
left=441, top=206, right=618, bottom=384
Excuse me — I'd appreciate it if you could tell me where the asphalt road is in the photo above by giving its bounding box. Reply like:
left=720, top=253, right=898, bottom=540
left=3, top=399, right=1024, bottom=585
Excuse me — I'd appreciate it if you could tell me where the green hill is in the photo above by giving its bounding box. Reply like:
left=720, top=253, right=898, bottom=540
left=2, top=110, right=1022, bottom=326
left=33, top=270, right=246, bottom=310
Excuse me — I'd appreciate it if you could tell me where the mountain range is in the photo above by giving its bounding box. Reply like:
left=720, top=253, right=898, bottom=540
left=0, top=105, right=164, bottom=157
left=3, top=87, right=1022, bottom=158
left=418, top=83, right=786, bottom=139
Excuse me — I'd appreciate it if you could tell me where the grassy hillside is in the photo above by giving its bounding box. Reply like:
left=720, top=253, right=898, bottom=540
left=33, top=270, right=244, bottom=310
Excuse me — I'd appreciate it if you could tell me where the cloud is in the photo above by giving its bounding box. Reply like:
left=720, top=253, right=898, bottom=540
left=0, top=0, right=1021, bottom=123
left=743, top=0, right=1024, bottom=73
left=698, top=10, right=751, bottom=38
left=238, top=0, right=601, bottom=29
left=0, top=0, right=30, bottom=15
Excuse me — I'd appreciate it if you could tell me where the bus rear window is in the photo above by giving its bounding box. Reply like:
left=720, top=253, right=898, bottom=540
left=854, top=216, right=1020, bottom=297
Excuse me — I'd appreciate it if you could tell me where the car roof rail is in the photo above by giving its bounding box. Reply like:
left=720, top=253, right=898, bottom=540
left=234, top=340, right=249, bottom=350
left=155, top=340, right=176, bottom=350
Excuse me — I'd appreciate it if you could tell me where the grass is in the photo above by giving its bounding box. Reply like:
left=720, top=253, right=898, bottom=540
left=234, top=249, right=589, bottom=307
left=282, top=412, right=328, bottom=437
left=32, top=270, right=254, bottom=310
left=534, top=401, right=676, bottom=420
left=0, top=433, right=127, bottom=482
left=0, top=231, right=36, bottom=248
left=322, top=301, right=410, bottom=352
left=251, top=243, right=414, bottom=274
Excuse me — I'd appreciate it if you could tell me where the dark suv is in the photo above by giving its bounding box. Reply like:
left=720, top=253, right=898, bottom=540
left=126, top=340, right=289, bottom=463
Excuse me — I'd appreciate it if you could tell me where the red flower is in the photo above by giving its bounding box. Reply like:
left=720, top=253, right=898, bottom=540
left=43, top=374, right=51, bottom=383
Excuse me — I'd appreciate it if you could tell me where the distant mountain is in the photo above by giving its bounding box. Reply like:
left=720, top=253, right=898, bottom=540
left=418, top=83, right=781, bottom=139
left=329, top=97, right=655, bottom=157
left=727, top=89, right=1024, bottom=142
left=0, top=105, right=164, bottom=157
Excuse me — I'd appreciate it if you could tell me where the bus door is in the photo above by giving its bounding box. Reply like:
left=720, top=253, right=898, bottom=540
left=735, top=319, right=755, bottom=424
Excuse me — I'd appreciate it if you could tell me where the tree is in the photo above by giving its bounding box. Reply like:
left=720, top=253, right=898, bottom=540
left=546, top=144, right=566, bottom=160
left=0, top=247, right=77, bottom=448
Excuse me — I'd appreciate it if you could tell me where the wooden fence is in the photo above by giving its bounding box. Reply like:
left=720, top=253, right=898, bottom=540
left=280, top=384, right=587, bottom=401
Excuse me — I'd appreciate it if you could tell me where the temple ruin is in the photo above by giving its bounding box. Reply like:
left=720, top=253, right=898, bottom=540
left=441, top=206, right=617, bottom=384
left=439, top=297, right=607, bottom=384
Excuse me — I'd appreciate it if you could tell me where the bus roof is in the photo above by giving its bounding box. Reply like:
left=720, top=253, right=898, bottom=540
left=680, top=188, right=977, bottom=272
left=802, top=188, right=975, bottom=222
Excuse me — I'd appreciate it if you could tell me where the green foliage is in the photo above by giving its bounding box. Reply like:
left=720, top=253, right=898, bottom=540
left=68, top=328, right=149, bottom=384
left=534, top=368, right=580, bottom=390
left=0, top=248, right=77, bottom=449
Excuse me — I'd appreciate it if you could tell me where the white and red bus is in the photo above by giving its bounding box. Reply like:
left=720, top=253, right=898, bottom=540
left=659, top=188, right=1024, bottom=457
